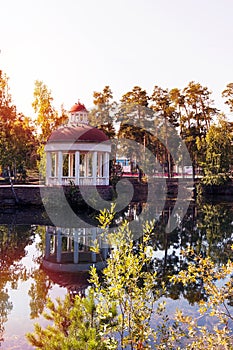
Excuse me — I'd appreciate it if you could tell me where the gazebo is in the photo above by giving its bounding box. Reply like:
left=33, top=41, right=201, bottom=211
left=45, top=102, right=111, bottom=186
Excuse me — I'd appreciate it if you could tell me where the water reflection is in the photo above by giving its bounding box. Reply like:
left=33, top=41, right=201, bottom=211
left=43, top=226, right=108, bottom=268
left=0, top=200, right=233, bottom=348
left=149, top=201, right=233, bottom=305
left=42, top=226, right=109, bottom=297
left=0, top=225, right=33, bottom=344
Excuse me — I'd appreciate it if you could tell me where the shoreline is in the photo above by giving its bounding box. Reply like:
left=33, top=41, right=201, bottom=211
left=0, top=177, right=232, bottom=209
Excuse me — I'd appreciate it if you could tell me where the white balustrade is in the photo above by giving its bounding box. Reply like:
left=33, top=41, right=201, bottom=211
left=48, top=176, right=108, bottom=186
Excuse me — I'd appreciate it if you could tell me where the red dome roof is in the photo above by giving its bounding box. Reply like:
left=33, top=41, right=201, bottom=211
left=48, top=125, right=109, bottom=143
left=69, top=102, right=88, bottom=113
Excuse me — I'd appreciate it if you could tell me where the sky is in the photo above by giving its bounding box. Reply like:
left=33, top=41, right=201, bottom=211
left=0, top=0, right=233, bottom=119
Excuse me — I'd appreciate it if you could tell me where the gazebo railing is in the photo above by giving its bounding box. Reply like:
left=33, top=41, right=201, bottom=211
left=62, top=177, right=76, bottom=185
left=96, top=177, right=108, bottom=185
left=79, top=177, right=109, bottom=185
left=79, top=177, right=94, bottom=186
left=48, top=176, right=109, bottom=186
left=48, top=177, right=59, bottom=186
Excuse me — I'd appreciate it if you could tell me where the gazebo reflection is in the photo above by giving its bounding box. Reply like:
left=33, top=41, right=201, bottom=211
left=42, top=226, right=109, bottom=296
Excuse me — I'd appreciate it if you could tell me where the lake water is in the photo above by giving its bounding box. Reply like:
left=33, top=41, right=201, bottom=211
left=1, top=198, right=233, bottom=349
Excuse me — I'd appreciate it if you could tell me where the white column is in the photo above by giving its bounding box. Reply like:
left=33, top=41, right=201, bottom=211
left=106, top=153, right=110, bottom=185
left=67, top=235, right=72, bottom=251
left=46, top=152, right=52, bottom=185
left=69, top=153, right=72, bottom=177
left=52, top=234, right=56, bottom=253
left=92, top=151, right=97, bottom=185
left=101, top=242, right=108, bottom=260
left=103, top=152, right=110, bottom=185
left=75, top=151, right=80, bottom=185
left=56, top=229, right=62, bottom=263
left=73, top=229, right=79, bottom=264
left=45, top=231, right=51, bottom=259
left=58, top=151, right=63, bottom=185
left=91, top=228, right=96, bottom=262
left=99, top=152, right=103, bottom=177
left=100, top=229, right=108, bottom=260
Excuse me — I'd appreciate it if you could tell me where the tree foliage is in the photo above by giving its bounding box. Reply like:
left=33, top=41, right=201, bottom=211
left=32, top=80, right=67, bottom=143
left=27, top=290, right=114, bottom=350
left=170, top=82, right=218, bottom=178
left=198, top=115, right=232, bottom=186
left=89, top=85, right=116, bottom=139
left=222, top=83, right=233, bottom=113
left=32, top=80, right=68, bottom=178
left=0, top=70, right=37, bottom=178
left=116, top=86, right=153, bottom=164
left=171, top=247, right=233, bottom=349
left=150, top=86, right=179, bottom=176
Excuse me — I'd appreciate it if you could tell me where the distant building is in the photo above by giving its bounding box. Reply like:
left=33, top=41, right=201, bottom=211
left=45, top=102, right=111, bottom=186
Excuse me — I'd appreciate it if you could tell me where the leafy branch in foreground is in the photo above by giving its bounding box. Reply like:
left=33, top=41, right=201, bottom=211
left=26, top=289, right=117, bottom=350
left=26, top=207, right=233, bottom=349
left=89, top=218, right=162, bottom=349
left=171, top=247, right=233, bottom=349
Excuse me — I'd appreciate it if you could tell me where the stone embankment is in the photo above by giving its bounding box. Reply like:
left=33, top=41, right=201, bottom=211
left=0, top=185, right=114, bottom=207
left=0, top=178, right=196, bottom=208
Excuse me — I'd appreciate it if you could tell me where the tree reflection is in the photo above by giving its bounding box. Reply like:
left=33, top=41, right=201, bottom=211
left=197, top=202, right=233, bottom=263
left=0, top=225, right=33, bottom=343
left=0, top=290, right=12, bottom=343
left=27, top=226, right=52, bottom=319
left=28, top=269, right=52, bottom=319
left=140, top=199, right=233, bottom=305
